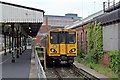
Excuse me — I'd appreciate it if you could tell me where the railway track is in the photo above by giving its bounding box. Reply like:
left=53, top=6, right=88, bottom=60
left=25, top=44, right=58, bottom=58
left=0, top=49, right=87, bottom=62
left=71, top=64, right=99, bottom=80
left=53, top=67, right=63, bottom=80
left=45, top=64, right=99, bottom=80
left=46, top=65, right=79, bottom=79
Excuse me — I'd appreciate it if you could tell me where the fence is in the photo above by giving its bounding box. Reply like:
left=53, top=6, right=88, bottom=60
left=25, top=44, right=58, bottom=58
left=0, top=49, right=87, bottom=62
left=35, top=46, right=46, bottom=79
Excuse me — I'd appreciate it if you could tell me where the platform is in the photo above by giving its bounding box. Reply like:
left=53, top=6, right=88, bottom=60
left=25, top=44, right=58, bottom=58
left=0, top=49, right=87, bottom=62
left=1, top=49, right=32, bottom=79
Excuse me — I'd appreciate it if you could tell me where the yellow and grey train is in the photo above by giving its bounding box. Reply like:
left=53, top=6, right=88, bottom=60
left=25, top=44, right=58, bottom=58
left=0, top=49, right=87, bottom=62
left=41, top=28, right=78, bottom=64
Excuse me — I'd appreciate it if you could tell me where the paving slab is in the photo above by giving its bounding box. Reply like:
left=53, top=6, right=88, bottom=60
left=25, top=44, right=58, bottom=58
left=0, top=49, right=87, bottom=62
left=29, top=48, right=36, bottom=79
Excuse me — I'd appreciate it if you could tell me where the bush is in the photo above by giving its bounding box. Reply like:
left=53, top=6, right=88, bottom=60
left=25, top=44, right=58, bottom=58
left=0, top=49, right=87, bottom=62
left=84, top=50, right=96, bottom=63
left=108, top=50, right=120, bottom=73
left=78, top=47, right=84, bottom=58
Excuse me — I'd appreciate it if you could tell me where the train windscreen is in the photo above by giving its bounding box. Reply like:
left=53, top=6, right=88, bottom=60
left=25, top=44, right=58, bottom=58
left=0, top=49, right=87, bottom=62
left=50, top=32, right=59, bottom=44
left=67, top=32, right=76, bottom=44
left=50, top=32, right=76, bottom=44
left=59, top=32, right=66, bottom=44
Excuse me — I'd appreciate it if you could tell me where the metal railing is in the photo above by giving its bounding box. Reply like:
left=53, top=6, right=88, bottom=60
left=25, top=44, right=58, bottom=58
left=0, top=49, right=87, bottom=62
left=103, top=0, right=120, bottom=12
left=35, top=46, right=46, bottom=79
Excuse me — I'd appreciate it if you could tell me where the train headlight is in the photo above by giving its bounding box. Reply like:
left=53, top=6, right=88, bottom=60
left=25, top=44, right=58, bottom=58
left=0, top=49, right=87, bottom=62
left=50, top=48, right=57, bottom=53
left=70, top=48, right=76, bottom=53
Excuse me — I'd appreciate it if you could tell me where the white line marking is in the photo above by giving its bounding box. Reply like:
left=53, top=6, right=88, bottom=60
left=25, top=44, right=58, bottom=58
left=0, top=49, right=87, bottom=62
left=0, top=56, right=12, bottom=64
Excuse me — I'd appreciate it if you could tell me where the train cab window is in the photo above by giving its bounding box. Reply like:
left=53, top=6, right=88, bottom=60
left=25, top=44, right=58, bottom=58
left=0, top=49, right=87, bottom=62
left=59, top=32, right=66, bottom=44
left=50, top=32, right=58, bottom=44
left=67, top=32, right=76, bottom=44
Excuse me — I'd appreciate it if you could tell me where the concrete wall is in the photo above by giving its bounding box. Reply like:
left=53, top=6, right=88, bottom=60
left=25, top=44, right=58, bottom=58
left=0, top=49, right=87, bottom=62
left=103, top=23, right=119, bottom=51
left=34, top=25, right=50, bottom=45
left=83, top=25, right=88, bottom=54
left=74, top=24, right=88, bottom=54
left=118, top=23, right=120, bottom=49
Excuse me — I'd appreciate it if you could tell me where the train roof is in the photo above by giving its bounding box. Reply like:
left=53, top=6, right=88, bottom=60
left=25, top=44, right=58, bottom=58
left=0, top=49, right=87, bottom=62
left=49, top=28, right=76, bottom=32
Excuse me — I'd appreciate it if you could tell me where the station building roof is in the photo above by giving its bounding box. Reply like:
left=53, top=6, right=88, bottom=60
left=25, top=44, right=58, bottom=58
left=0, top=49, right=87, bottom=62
left=0, top=1, right=45, bottom=37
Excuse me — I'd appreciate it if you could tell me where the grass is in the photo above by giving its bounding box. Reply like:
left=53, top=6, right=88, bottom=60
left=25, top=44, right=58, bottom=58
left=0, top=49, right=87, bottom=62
left=74, top=55, right=118, bottom=78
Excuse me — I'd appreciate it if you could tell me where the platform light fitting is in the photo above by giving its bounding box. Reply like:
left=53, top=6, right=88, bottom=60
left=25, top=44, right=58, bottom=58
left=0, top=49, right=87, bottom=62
left=29, top=27, right=31, bottom=29
left=33, top=38, right=36, bottom=40
left=8, top=24, right=11, bottom=27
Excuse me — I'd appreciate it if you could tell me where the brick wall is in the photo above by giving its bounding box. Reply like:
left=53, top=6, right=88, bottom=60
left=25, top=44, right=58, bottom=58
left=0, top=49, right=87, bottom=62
left=74, top=24, right=88, bottom=54
left=84, top=25, right=88, bottom=54
left=75, top=27, right=83, bottom=47
left=34, top=36, right=43, bottom=45
left=102, top=52, right=110, bottom=65
left=34, top=25, right=50, bottom=45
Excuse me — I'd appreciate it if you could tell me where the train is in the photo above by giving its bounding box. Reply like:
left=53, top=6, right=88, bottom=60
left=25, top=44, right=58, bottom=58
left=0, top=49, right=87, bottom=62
left=41, top=28, right=78, bottom=64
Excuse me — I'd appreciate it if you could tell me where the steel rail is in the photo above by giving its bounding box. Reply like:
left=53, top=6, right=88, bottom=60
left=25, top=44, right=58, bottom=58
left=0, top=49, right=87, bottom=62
left=71, top=64, right=99, bottom=80
left=53, top=67, right=64, bottom=80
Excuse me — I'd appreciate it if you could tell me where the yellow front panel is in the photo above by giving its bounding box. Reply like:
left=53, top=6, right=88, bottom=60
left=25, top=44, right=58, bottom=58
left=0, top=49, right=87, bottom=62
left=60, top=44, right=66, bottom=55
left=67, top=53, right=77, bottom=56
left=48, top=33, right=60, bottom=56
left=67, top=44, right=75, bottom=53
left=67, top=44, right=77, bottom=56
left=49, top=44, right=60, bottom=56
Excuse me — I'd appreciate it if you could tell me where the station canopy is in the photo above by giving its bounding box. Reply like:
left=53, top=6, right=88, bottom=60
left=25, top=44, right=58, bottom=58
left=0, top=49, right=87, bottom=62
left=0, top=1, right=45, bottom=37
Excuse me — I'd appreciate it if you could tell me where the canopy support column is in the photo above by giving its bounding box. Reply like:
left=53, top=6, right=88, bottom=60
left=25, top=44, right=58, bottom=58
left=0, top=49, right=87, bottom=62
left=16, top=27, right=20, bottom=58
left=11, top=23, right=15, bottom=63
left=2, top=24, right=7, bottom=55
left=24, top=36, right=27, bottom=51
left=20, top=32, right=22, bottom=55
left=9, top=29, right=11, bottom=53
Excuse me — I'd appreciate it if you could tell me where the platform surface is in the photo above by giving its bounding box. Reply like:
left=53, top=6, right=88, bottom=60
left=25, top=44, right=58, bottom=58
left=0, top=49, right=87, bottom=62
left=1, top=49, right=32, bottom=79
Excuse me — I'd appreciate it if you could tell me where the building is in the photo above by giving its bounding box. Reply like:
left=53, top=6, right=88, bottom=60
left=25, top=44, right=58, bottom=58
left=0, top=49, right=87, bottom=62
left=43, top=13, right=82, bottom=29
left=65, top=1, right=120, bottom=53
left=34, top=13, right=81, bottom=45
left=65, top=1, right=120, bottom=65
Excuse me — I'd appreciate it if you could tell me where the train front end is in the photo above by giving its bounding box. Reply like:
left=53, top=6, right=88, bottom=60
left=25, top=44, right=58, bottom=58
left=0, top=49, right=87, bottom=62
left=47, top=29, right=78, bottom=64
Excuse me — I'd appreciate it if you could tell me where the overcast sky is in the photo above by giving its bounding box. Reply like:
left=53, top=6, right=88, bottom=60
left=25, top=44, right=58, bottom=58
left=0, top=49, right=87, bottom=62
left=1, top=0, right=119, bottom=18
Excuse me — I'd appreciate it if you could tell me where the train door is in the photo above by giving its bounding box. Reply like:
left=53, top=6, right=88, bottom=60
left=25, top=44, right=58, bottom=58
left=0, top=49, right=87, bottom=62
left=59, top=32, right=67, bottom=55
left=66, top=32, right=77, bottom=56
